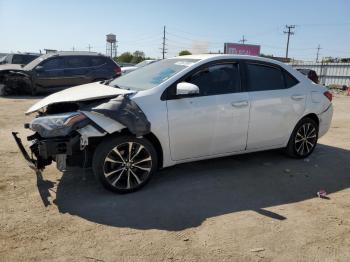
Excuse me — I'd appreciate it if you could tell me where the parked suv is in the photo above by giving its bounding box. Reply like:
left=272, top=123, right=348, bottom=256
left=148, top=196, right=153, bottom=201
left=0, top=53, right=40, bottom=65
left=2, top=52, right=121, bottom=95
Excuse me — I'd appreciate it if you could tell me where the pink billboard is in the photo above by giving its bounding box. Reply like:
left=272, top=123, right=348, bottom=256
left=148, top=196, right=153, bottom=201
left=224, top=43, right=261, bottom=56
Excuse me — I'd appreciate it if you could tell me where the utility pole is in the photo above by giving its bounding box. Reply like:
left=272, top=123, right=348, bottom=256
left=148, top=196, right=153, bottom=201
left=87, top=44, right=93, bottom=52
left=161, top=25, right=167, bottom=59
left=316, top=44, right=322, bottom=62
left=284, top=25, right=295, bottom=59
left=72, top=46, right=75, bottom=52
left=239, top=35, right=247, bottom=44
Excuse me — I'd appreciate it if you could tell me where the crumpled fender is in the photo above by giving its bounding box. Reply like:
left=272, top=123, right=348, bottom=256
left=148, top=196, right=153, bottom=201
left=80, top=110, right=126, bottom=134
left=81, top=95, right=151, bottom=137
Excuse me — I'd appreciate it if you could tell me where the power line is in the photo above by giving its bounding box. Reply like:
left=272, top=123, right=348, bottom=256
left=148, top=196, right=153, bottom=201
left=283, top=25, right=295, bottom=59
left=297, top=22, right=350, bottom=27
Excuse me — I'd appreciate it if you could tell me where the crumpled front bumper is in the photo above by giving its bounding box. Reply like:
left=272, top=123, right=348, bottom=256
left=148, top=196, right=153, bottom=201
left=12, top=132, right=38, bottom=171
left=12, top=132, right=79, bottom=171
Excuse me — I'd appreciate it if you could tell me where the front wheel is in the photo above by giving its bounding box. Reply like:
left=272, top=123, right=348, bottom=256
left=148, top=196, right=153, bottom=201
left=285, top=117, right=319, bottom=158
left=92, top=136, right=158, bottom=193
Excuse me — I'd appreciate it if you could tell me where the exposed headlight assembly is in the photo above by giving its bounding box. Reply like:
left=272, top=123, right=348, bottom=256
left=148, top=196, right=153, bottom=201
left=30, top=112, right=89, bottom=138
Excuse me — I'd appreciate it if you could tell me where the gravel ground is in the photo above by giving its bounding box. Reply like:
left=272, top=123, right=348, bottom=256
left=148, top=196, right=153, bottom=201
left=0, top=95, right=350, bottom=262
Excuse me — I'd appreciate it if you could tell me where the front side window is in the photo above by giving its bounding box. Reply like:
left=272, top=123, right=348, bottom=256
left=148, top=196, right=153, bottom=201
left=186, top=63, right=240, bottom=96
left=40, top=58, right=65, bottom=70
left=246, top=63, right=285, bottom=91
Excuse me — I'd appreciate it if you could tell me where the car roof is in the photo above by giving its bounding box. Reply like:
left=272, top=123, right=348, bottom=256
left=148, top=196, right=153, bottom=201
left=169, top=54, right=287, bottom=67
left=23, top=52, right=108, bottom=70
left=41, top=51, right=106, bottom=59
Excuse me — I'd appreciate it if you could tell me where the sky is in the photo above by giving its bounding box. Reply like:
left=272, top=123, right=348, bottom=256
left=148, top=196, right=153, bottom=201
left=1, top=0, right=350, bottom=61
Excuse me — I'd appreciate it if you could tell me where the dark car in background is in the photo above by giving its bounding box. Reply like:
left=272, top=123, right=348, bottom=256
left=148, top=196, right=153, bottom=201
left=296, top=68, right=319, bottom=84
left=0, top=53, right=40, bottom=65
left=1, top=52, right=121, bottom=95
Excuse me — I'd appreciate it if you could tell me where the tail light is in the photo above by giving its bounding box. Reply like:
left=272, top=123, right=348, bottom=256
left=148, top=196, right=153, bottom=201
left=114, top=66, right=121, bottom=76
left=323, top=91, right=332, bottom=102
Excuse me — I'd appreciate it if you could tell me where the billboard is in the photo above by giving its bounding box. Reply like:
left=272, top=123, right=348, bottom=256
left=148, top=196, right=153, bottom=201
left=224, top=43, right=260, bottom=56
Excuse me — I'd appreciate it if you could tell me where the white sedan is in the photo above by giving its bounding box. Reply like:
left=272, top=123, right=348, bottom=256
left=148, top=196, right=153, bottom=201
left=15, top=54, right=333, bottom=193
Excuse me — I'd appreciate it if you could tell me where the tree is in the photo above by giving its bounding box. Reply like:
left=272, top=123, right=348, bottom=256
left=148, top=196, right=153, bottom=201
left=116, top=52, right=133, bottom=63
left=131, top=51, right=145, bottom=64
left=178, top=50, right=192, bottom=56
left=341, top=58, right=350, bottom=63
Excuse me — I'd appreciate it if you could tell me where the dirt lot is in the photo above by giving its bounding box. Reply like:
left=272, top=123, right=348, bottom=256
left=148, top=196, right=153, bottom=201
left=0, top=95, right=350, bottom=262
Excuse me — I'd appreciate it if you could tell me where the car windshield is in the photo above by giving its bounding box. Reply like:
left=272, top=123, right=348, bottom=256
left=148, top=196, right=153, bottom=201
left=109, top=58, right=199, bottom=91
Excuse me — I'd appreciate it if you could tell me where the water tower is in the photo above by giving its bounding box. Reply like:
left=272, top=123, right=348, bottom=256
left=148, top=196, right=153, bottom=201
left=106, top=33, right=117, bottom=58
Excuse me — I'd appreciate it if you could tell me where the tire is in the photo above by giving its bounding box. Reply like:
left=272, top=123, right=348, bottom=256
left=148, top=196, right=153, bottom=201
left=92, top=135, right=158, bottom=193
left=285, top=117, right=319, bottom=158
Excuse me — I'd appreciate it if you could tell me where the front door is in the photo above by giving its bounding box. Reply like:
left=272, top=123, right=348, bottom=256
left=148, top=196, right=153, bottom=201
left=35, top=57, right=65, bottom=89
left=166, top=62, right=250, bottom=161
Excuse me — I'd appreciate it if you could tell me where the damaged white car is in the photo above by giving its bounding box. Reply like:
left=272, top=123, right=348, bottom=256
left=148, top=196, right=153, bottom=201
left=13, top=55, right=333, bottom=193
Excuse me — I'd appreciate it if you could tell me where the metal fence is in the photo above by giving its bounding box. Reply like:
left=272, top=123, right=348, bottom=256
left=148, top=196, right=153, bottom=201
left=289, top=61, right=350, bottom=87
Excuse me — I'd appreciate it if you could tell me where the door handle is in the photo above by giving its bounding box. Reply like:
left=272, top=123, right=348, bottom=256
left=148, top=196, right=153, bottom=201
left=291, top=94, right=305, bottom=101
left=231, top=100, right=249, bottom=108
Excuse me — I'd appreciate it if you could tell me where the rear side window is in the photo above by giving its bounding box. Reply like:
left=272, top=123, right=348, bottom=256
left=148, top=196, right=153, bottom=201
left=40, top=58, right=65, bottom=70
left=90, top=57, right=106, bottom=66
left=65, top=56, right=90, bottom=68
left=246, top=63, right=285, bottom=91
left=284, top=71, right=299, bottom=88
left=187, top=63, right=241, bottom=96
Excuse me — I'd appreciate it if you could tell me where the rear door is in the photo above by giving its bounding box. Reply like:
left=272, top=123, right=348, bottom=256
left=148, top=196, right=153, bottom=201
left=166, top=61, right=250, bottom=160
left=34, top=57, right=65, bottom=89
left=244, top=61, right=305, bottom=149
left=63, top=56, right=91, bottom=86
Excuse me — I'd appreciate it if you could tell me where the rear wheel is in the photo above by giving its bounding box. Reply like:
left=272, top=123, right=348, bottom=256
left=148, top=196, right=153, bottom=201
left=285, top=117, right=319, bottom=158
left=92, top=136, right=158, bottom=193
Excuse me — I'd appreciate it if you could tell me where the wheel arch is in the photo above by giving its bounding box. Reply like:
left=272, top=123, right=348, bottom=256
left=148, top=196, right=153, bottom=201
left=301, top=113, right=319, bottom=126
left=108, top=128, right=164, bottom=169
left=285, top=113, right=320, bottom=147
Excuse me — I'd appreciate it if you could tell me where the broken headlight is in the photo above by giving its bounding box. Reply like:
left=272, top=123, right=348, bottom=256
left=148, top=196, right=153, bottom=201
left=30, top=112, right=89, bottom=138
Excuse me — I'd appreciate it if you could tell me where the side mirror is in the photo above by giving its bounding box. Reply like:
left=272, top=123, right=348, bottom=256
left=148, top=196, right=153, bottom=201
left=176, top=82, right=199, bottom=96
left=35, top=66, right=44, bottom=72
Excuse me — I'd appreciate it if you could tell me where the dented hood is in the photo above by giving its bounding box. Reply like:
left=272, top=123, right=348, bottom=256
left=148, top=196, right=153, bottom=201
left=26, top=82, right=135, bottom=115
